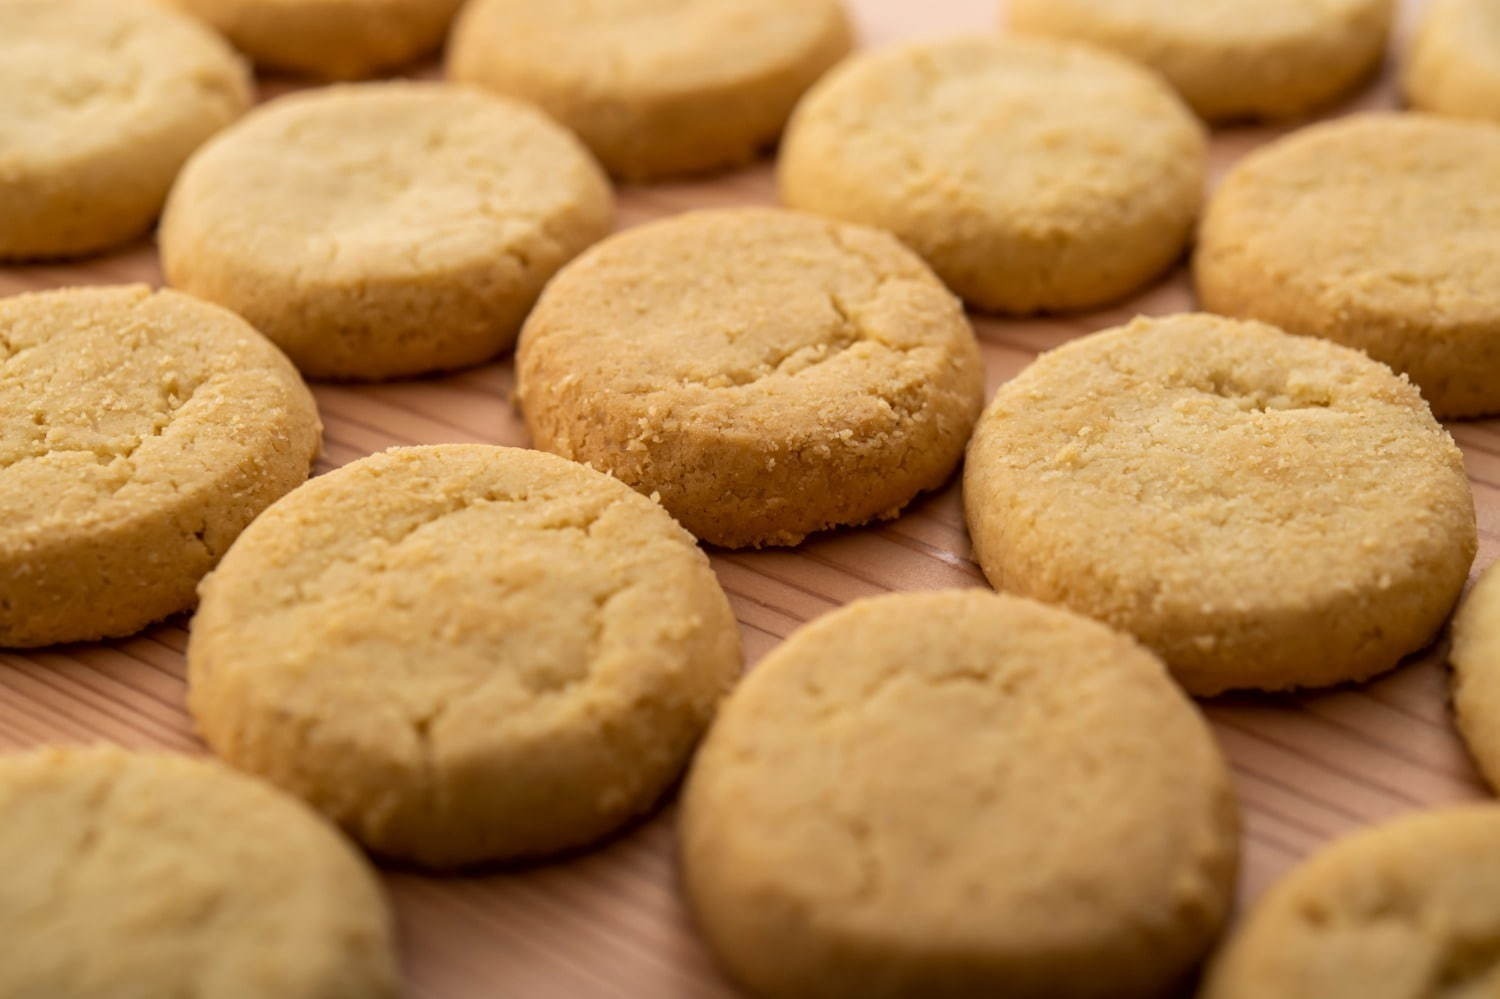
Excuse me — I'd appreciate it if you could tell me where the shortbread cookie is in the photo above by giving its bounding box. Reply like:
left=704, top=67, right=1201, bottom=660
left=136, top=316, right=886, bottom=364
left=0, top=286, right=320, bottom=648
left=1009, top=0, right=1393, bottom=122
left=0, top=746, right=398, bottom=999
left=168, top=0, right=463, bottom=79
left=1196, top=113, right=1500, bottom=418
left=681, top=590, right=1238, bottom=999
left=0, top=0, right=250, bottom=260
left=516, top=208, right=984, bottom=549
left=1448, top=562, right=1500, bottom=791
left=1202, top=806, right=1500, bottom=999
left=161, top=82, right=613, bottom=380
left=448, top=0, right=851, bottom=180
left=964, top=313, right=1476, bottom=696
left=778, top=36, right=1204, bottom=313
left=188, top=444, right=741, bottom=868
left=1404, top=0, right=1500, bottom=124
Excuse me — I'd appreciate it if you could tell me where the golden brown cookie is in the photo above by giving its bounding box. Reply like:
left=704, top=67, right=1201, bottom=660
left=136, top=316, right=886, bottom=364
left=1404, top=0, right=1500, bottom=124
left=0, top=285, right=320, bottom=648
left=0, top=746, right=398, bottom=999
left=1196, top=112, right=1500, bottom=418
left=680, top=589, right=1238, bottom=999
left=515, top=208, right=984, bottom=549
left=778, top=35, right=1205, bottom=313
left=447, top=0, right=852, bottom=180
left=963, top=313, right=1476, bottom=696
left=1448, top=561, right=1500, bottom=791
left=188, top=444, right=741, bottom=868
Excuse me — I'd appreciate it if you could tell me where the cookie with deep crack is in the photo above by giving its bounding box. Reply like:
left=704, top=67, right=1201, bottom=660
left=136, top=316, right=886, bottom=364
left=1404, top=0, right=1500, bottom=124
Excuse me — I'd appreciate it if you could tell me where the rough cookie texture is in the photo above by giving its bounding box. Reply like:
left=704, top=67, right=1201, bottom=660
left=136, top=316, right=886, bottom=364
left=1202, top=806, right=1500, bottom=999
left=1196, top=113, right=1500, bottom=418
left=167, top=0, right=464, bottom=79
left=1404, top=0, right=1500, bottom=124
left=0, top=285, right=321, bottom=648
left=516, top=208, right=984, bottom=549
left=963, top=313, right=1476, bottom=696
left=680, top=590, right=1238, bottom=999
left=188, top=444, right=741, bottom=868
left=161, top=82, right=613, bottom=380
left=0, top=0, right=251, bottom=260
left=1009, top=0, right=1393, bottom=122
left=778, top=35, right=1205, bottom=314
left=0, top=746, right=398, bottom=999
left=1448, top=563, right=1500, bottom=792
left=448, top=0, right=851, bottom=181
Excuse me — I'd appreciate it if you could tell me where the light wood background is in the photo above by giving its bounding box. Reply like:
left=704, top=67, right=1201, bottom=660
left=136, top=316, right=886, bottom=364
left=0, top=0, right=1487, bottom=996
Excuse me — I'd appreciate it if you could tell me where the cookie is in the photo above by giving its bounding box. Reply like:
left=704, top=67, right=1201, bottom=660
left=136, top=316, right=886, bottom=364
left=0, top=285, right=320, bottom=648
left=1008, top=0, right=1394, bottom=122
left=188, top=444, right=741, bottom=868
left=447, top=0, right=851, bottom=181
left=1195, top=112, right=1500, bottom=418
left=1404, top=0, right=1500, bottom=124
left=680, top=589, right=1238, bottom=999
left=963, top=313, right=1476, bottom=696
left=160, top=82, right=613, bottom=381
left=1448, top=562, right=1500, bottom=791
left=167, top=0, right=463, bottom=79
left=1201, top=805, right=1500, bottom=999
left=777, top=35, right=1204, bottom=313
left=0, top=746, right=398, bottom=999
left=0, top=0, right=250, bottom=260
left=515, top=208, right=984, bottom=549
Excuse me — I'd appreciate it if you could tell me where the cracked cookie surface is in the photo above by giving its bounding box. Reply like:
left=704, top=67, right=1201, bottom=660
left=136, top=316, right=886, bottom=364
left=515, top=208, right=984, bottom=549
left=963, top=312, right=1476, bottom=695
left=187, top=443, right=741, bottom=868
left=0, top=745, right=398, bottom=999
left=0, top=285, right=320, bottom=647
left=160, top=81, right=613, bottom=380
left=680, top=589, right=1238, bottom=999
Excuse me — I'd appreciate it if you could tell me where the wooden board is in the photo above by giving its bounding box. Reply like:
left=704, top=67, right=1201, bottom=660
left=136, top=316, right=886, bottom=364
left=1, top=1, right=1489, bottom=995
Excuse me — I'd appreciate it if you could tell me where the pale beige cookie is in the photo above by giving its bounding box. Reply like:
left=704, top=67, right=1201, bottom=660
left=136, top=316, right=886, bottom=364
left=1008, top=0, right=1394, bottom=122
left=778, top=35, right=1204, bottom=313
left=167, top=0, right=463, bottom=79
left=1448, top=561, right=1500, bottom=791
left=161, top=82, right=613, bottom=381
left=681, top=589, right=1238, bottom=999
left=0, top=285, right=320, bottom=648
left=963, top=313, right=1475, bottom=696
left=447, top=0, right=851, bottom=181
left=0, top=0, right=250, bottom=260
left=1202, top=806, right=1500, bottom=999
left=0, top=746, right=398, bottom=999
left=1196, top=112, right=1500, bottom=418
left=188, top=444, right=741, bottom=868
left=516, top=208, right=984, bottom=549
left=1404, top=0, right=1500, bottom=124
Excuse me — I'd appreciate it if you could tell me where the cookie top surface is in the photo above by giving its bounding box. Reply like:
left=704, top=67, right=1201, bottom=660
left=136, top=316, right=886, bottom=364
left=1202, top=806, right=1500, bottom=999
left=0, top=746, right=397, bottom=999
left=963, top=313, right=1475, bottom=694
left=681, top=589, right=1237, bottom=999
left=1013, top=0, right=1381, bottom=36
left=188, top=444, right=740, bottom=866
left=1404, top=0, right=1500, bottom=122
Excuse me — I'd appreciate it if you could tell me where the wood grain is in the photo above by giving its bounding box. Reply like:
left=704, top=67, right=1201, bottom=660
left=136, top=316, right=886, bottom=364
left=0, top=1, right=1485, bottom=996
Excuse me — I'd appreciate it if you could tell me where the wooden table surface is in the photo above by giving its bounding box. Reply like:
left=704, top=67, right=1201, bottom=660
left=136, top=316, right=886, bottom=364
left=1, top=0, right=1488, bottom=995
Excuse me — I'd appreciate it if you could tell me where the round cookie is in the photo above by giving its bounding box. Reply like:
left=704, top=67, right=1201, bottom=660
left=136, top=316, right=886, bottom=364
left=0, top=285, right=320, bottom=648
left=0, top=0, right=250, bottom=260
left=167, top=0, right=464, bottom=79
left=1404, top=0, right=1500, bottom=124
left=515, top=208, right=984, bottom=549
left=160, top=82, right=613, bottom=381
left=963, top=313, right=1476, bottom=696
left=1195, top=112, right=1500, bottom=418
left=447, top=0, right=852, bottom=181
left=187, top=444, right=742, bottom=868
left=1201, top=806, right=1500, bottom=999
left=1448, top=562, right=1500, bottom=791
left=777, top=35, right=1205, bottom=314
left=680, top=589, right=1239, bottom=999
left=1008, top=0, right=1393, bottom=122
left=0, top=746, right=398, bottom=999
